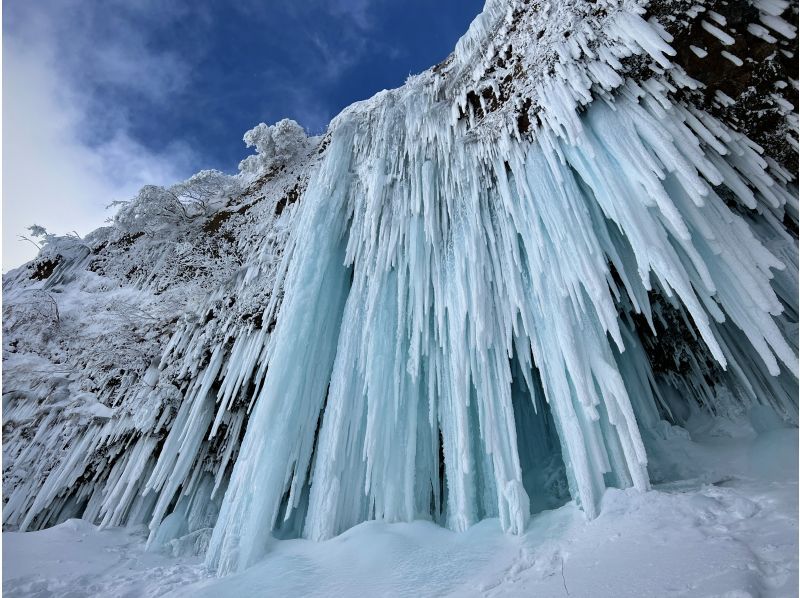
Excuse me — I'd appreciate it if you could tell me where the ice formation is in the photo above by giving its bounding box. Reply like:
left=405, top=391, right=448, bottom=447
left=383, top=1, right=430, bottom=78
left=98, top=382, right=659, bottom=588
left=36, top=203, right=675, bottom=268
left=3, top=0, right=798, bottom=578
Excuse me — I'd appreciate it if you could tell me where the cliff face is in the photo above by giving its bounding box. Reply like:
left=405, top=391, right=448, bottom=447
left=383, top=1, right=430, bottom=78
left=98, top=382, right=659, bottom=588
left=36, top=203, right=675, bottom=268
left=3, top=0, right=798, bottom=576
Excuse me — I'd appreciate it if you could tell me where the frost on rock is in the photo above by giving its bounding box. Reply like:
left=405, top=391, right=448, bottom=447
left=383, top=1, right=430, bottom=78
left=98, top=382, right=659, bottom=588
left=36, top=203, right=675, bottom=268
left=3, top=0, right=798, bottom=579
left=2, top=128, right=315, bottom=540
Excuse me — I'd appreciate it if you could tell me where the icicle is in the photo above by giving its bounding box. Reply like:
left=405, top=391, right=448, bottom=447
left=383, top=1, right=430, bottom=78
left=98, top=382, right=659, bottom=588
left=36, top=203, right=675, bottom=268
left=4, top=0, right=797, bottom=583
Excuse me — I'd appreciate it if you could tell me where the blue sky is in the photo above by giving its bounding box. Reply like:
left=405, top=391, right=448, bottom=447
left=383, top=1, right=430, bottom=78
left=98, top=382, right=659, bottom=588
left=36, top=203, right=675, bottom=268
left=3, top=0, right=483, bottom=269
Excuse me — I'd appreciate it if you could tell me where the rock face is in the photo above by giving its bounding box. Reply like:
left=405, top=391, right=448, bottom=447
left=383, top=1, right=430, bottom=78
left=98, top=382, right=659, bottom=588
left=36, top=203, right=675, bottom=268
left=3, top=0, right=798, bottom=577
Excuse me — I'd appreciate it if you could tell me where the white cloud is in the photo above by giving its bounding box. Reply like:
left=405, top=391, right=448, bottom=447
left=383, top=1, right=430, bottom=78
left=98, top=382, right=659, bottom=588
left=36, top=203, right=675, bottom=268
left=327, top=0, right=377, bottom=31
left=2, top=3, right=198, bottom=271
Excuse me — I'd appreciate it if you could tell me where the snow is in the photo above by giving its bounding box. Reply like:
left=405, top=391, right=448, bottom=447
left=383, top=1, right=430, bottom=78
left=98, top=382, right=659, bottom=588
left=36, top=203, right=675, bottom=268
left=207, top=61, right=798, bottom=572
left=4, top=423, right=797, bottom=597
left=2, top=0, right=798, bottom=591
left=759, top=13, right=798, bottom=39
left=701, top=20, right=736, bottom=45
left=238, top=119, right=311, bottom=177
left=749, top=23, right=780, bottom=43
left=3, top=520, right=206, bottom=597
left=754, top=0, right=797, bottom=39
left=721, top=51, right=745, bottom=66
left=2, top=133, right=317, bottom=537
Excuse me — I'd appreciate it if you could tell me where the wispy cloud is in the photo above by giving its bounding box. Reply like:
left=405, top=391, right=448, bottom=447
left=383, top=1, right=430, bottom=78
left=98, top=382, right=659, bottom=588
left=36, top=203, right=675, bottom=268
left=2, top=1, right=200, bottom=271
left=234, top=0, right=385, bottom=83
left=327, top=0, right=379, bottom=31
left=2, top=0, right=449, bottom=271
left=307, top=33, right=364, bottom=82
left=269, top=81, right=336, bottom=136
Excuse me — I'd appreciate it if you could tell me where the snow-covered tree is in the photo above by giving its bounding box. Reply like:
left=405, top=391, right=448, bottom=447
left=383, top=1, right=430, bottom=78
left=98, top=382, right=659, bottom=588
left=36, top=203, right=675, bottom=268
left=113, top=170, right=237, bottom=234
left=112, top=185, right=189, bottom=233
left=238, top=119, right=309, bottom=176
left=20, top=225, right=88, bottom=269
left=171, top=169, right=237, bottom=212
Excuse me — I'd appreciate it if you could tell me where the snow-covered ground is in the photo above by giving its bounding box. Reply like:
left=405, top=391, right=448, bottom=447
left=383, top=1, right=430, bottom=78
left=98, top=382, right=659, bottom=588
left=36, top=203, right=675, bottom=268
left=4, top=418, right=796, bottom=597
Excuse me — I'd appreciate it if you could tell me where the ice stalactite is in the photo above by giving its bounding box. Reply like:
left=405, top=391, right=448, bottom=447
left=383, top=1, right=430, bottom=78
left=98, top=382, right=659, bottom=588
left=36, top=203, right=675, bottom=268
left=1, top=141, right=307, bottom=540
left=207, top=61, right=798, bottom=573
left=3, top=0, right=797, bottom=578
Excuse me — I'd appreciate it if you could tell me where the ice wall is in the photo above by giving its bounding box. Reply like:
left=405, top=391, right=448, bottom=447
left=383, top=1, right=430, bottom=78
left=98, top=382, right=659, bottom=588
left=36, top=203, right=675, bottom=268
left=3, top=0, right=797, bottom=578
left=206, top=7, right=798, bottom=568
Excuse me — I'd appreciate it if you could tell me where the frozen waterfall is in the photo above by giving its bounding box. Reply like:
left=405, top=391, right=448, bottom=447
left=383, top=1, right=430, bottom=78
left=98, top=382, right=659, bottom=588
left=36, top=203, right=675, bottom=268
left=206, top=74, right=798, bottom=573
left=3, top=0, right=797, bottom=579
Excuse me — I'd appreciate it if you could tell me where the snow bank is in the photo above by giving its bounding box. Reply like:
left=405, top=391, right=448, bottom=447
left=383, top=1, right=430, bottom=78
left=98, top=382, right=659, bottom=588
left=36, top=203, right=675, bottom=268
left=4, top=427, right=796, bottom=597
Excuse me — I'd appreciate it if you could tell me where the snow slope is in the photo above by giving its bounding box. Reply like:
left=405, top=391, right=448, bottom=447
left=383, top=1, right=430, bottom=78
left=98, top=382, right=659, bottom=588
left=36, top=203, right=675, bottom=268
left=4, top=420, right=797, bottom=597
